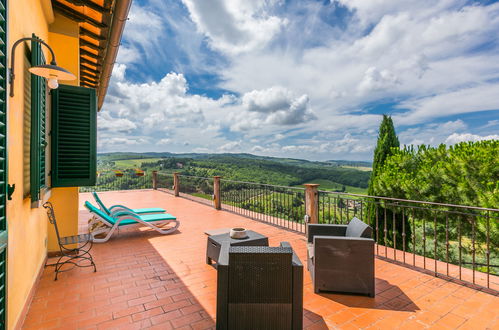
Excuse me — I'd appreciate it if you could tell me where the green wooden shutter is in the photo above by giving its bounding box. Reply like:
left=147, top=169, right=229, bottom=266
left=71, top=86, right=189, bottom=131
left=51, top=84, right=97, bottom=187
left=0, top=0, right=8, bottom=327
left=30, top=35, right=46, bottom=202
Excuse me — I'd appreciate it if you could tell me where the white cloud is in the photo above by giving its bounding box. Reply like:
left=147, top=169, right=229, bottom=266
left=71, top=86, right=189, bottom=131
left=99, top=0, right=499, bottom=160
left=445, top=133, right=499, bottom=145
left=218, top=140, right=242, bottom=152
left=220, top=1, right=499, bottom=128
left=181, top=0, right=287, bottom=54
left=123, top=5, right=164, bottom=57
left=358, top=67, right=399, bottom=94
left=98, top=112, right=137, bottom=133
left=231, top=86, right=316, bottom=131
left=156, top=138, right=172, bottom=145
left=116, top=46, right=141, bottom=64
left=398, top=120, right=467, bottom=146
left=97, top=136, right=150, bottom=151
left=395, top=84, right=499, bottom=125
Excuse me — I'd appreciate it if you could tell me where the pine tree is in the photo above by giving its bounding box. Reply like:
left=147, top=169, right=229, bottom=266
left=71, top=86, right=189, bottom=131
left=367, top=115, right=410, bottom=248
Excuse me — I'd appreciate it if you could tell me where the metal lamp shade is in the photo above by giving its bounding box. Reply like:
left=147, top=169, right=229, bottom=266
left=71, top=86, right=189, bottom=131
left=29, top=63, right=76, bottom=81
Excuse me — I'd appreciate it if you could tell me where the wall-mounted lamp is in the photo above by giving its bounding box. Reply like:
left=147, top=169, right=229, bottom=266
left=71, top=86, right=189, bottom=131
left=9, top=37, right=76, bottom=97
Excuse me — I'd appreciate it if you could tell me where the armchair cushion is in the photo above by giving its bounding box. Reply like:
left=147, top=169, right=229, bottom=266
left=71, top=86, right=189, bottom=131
left=346, top=217, right=372, bottom=238
left=307, top=243, right=314, bottom=260
left=307, top=224, right=348, bottom=242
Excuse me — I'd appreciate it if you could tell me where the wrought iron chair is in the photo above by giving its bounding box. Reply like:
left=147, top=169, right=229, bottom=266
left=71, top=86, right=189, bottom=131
left=43, top=202, right=96, bottom=280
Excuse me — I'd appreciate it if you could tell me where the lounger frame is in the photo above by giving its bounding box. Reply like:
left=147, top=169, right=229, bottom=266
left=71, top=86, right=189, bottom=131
left=87, top=207, right=179, bottom=243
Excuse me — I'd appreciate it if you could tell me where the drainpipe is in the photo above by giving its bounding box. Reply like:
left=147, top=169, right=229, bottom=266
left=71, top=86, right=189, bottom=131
left=97, top=0, right=133, bottom=110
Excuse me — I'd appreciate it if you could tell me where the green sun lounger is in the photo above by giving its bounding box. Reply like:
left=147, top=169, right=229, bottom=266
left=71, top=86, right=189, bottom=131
left=92, top=191, right=166, bottom=216
left=85, top=201, right=179, bottom=243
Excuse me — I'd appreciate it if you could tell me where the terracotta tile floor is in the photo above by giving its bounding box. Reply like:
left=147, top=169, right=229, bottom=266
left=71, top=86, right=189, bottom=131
left=23, top=190, right=499, bottom=329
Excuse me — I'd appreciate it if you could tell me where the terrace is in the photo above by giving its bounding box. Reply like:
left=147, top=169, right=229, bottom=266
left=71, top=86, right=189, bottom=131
left=22, top=188, right=498, bottom=329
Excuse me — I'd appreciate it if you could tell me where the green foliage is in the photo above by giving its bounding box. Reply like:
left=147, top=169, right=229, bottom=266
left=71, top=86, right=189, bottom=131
left=373, top=140, right=499, bottom=272
left=373, top=140, right=498, bottom=208
left=140, top=155, right=371, bottom=188
left=368, top=114, right=400, bottom=195
left=367, top=115, right=407, bottom=247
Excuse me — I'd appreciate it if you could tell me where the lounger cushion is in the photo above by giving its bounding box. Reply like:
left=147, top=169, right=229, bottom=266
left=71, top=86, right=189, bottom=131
left=92, top=192, right=111, bottom=214
left=85, top=201, right=176, bottom=227
left=132, top=207, right=165, bottom=214
left=93, top=192, right=166, bottom=215
left=116, top=214, right=176, bottom=226
left=138, top=213, right=176, bottom=222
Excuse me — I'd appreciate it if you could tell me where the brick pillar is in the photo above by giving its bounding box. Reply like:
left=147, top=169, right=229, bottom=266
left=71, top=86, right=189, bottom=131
left=173, top=172, right=180, bottom=197
left=213, top=176, right=221, bottom=210
left=152, top=171, right=158, bottom=190
left=304, top=184, right=320, bottom=224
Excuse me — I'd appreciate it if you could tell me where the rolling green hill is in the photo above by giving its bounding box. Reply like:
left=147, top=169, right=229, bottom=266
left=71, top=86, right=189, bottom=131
left=97, top=152, right=371, bottom=193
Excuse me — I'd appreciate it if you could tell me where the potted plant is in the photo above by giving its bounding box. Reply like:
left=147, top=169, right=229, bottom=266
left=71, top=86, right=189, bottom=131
left=135, top=169, right=144, bottom=177
left=114, top=170, right=124, bottom=177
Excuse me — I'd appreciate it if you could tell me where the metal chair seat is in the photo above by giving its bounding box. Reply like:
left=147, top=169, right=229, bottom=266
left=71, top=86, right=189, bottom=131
left=59, top=233, right=92, bottom=246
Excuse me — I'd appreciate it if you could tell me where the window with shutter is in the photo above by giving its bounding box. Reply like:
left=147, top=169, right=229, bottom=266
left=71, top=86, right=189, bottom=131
left=51, top=85, right=97, bottom=187
left=30, top=35, right=46, bottom=203
left=0, top=0, right=8, bottom=327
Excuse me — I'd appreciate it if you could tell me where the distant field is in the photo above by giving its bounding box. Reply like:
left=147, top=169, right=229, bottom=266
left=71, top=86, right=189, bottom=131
left=295, top=179, right=367, bottom=194
left=340, top=165, right=372, bottom=172
left=113, top=158, right=164, bottom=169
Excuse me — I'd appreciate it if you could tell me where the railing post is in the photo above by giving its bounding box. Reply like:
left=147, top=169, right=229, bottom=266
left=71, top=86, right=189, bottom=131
left=304, top=184, right=320, bottom=225
left=152, top=171, right=158, bottom=190
left=213, top=176, right=221, bottom=210
left=173, top=172, right=180, bottom=197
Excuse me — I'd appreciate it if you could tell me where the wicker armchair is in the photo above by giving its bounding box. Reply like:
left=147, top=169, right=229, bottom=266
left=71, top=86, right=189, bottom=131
left=216, top=242, right=303, bottom=330
left=307, top=217, right=375, bottom=296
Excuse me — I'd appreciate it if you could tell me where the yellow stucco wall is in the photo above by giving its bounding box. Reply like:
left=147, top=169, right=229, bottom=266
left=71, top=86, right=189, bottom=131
left=47, top=14, right=80, bottom=253
left=7, top=2, right=80, bottom=329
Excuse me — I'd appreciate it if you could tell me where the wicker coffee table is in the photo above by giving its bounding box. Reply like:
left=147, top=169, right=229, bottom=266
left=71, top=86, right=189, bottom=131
left=206, top=230, right=269, bottom=266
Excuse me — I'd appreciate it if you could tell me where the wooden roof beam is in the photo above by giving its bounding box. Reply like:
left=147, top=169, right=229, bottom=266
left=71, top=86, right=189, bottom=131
left=81, top=48, right=101, bottom=60
left=65, top=0, right=108, bottom=14
left=80, top=27, right=106, bottom=41
left=80, top=39, right=104, bottom=52
left=81, top=76, right=98, bottom=85
left=53, top=2, right=108, bottom=29
left=81, top=57, right=102, bottom=68
left=80, top=63, right=100, bottom=74
left=81, top=71, right=98, bottom=80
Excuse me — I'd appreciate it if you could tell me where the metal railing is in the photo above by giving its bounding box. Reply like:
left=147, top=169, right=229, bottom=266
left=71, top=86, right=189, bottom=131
left=220, top=179, right=306, bottom=233
left=80, top=170, right=498, bottom=292
left=79, top=171, right=152, bottom=192
left=318, top=190, right=499, bottom=292
left=155, top=171, right=174, bottom=191
left=176, top=174, right=214, bottom=206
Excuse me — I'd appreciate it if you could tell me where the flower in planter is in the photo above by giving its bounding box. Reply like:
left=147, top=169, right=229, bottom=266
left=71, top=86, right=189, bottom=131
left=135, top=169, right=145, bottom=177
left=114, top=170, right=124, bottom=177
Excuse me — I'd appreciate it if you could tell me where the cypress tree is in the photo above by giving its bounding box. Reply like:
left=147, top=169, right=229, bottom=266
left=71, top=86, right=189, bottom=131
left=367, top=115, right=410, bottom=249
left=369, top=115, right=400, bottom=192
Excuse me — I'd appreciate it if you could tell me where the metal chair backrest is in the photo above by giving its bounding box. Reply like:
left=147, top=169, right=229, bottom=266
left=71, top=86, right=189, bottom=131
left=43, top=202, right=63, bottom=249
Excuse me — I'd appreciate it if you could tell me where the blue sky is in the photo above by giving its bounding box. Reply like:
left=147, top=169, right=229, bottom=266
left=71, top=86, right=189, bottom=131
left=99, top=0, right=499, bottom=161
